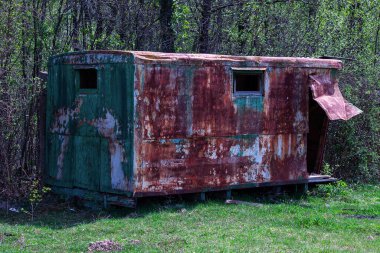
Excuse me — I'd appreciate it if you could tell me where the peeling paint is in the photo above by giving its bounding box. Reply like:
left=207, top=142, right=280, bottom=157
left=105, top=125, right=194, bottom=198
left=56, top=135, right=69, bottom=180
left=51, top=103, right=129, bottom=190
left=230, top=145, right=240, bottom=156
left=51, top=99, right=83, bottom=134
left=293, top=111, right=304, bottom=128
left=90, top=110, right=129, bottom=190
left=51, top=99, right=83, bottom=179
left=276, top=135, right=283, bottom=158
left=205, top=140, right=218, bottom=160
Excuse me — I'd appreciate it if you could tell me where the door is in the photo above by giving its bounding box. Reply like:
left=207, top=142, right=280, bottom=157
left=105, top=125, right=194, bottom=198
left=70, top=64, right=133, bottom=194
left=73, top=66, right=101, bottom=191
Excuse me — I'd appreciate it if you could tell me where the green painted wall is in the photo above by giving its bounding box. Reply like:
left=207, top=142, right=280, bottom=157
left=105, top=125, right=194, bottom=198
left=46, top=54, right=135, bottom=196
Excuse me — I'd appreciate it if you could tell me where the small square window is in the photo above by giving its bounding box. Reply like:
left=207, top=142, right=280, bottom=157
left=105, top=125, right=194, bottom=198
left=79, top=69, right=97, bottom=89
left=233, top=70, right=264, bottom=95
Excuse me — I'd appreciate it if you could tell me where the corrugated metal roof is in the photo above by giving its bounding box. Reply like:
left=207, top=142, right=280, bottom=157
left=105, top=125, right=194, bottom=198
left=50, top=50, right=343, bottom=69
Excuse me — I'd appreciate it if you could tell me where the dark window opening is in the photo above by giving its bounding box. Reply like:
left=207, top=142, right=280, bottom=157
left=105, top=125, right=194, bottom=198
left=234, top=71, right=263, bottom=95
left=79, top=69, right=97, bottom=89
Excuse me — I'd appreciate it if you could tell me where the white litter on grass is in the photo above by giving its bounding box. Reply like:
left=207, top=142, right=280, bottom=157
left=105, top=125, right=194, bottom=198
left=9, top=207, right=19, bottom=213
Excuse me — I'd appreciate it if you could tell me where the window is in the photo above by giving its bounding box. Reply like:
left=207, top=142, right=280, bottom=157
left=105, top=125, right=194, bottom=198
left=233, top=69, right=265, bottom=95
left=79, top=69, right=97, bottom=89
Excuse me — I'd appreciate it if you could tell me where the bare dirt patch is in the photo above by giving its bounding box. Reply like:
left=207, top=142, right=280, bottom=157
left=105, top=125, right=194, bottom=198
left=87, top=240, right=122, bottom=252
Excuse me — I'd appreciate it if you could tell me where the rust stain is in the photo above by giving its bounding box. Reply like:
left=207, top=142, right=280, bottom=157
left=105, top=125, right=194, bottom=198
left=192, top=66, right=236, bottom=136
left=56, top=135, right=69, bottom=180
left=133, top=63, right=316, bottom=195
left=135, top=134, right=307, bottom=194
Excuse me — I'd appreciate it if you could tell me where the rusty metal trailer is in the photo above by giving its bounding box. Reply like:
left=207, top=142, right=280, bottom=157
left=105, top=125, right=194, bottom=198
left=45, top=51, right=362, bottom=206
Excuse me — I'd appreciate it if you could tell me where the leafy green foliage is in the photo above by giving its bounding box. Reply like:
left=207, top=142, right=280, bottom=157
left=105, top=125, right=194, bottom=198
left=21, top=179, right=51, bottom=221
left=311, top=181, right=351, bottom=198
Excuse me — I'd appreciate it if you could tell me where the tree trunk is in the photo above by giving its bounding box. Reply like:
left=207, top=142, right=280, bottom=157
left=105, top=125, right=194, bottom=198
left=21, top=0, right=28, bottom=78
left=159, top=0, right=175, bottom=52
left=117, top=0, right=128, bottom=48
left=52, top=0, right=65, bottom=53
left=72, top=0, right=81, bottom=51
left=93, top=1, right=104, bottom=49
left=32, top=0, right=47, bottom=78
left=374, top=11, right=380, bottom=66
left=198, top=0, right=212, bottom=53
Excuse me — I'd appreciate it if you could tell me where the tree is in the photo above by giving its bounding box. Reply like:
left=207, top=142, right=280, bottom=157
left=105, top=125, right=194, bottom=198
left=160, top=0, right=175, bottom=52
left=198, top=0, right=212, bottom=53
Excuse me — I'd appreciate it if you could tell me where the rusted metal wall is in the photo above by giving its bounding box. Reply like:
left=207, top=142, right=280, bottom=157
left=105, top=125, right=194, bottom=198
left=131, top=53, right=342, bottom=196
left=46, top=51, right=355, bottom=198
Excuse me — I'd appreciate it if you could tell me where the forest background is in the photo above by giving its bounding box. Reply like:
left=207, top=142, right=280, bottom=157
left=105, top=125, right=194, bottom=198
left=0, top=0, right=379, bottom=201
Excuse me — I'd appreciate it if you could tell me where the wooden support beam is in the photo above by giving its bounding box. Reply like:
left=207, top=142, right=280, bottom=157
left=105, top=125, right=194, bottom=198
left=226, top=190, right=232, bottom=200
left=199, top=192, right=206, bottom=202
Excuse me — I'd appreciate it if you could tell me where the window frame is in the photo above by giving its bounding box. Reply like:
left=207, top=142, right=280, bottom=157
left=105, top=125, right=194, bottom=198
left=74, top=65, right=99, bottom=94
left=232, top=67, right=266, bottom=97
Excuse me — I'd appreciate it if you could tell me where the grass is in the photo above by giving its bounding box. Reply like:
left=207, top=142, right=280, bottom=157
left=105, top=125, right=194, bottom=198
left=0, top=184, right=379, bottom=252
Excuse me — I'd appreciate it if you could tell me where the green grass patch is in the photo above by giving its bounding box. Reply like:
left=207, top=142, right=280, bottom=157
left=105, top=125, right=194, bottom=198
left=0, top=184, right=379, bottom=252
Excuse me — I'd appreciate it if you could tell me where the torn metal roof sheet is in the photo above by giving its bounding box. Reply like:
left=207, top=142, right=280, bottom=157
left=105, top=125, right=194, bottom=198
left=309, top=74, right=362, bottom=120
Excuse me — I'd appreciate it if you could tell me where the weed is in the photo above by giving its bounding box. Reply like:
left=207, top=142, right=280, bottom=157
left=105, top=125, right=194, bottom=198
left=311, top=180, right=350, bottom=198
left=21, top=179, right=51, bottom=221
left=322, top=162, right=333, bottom=175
